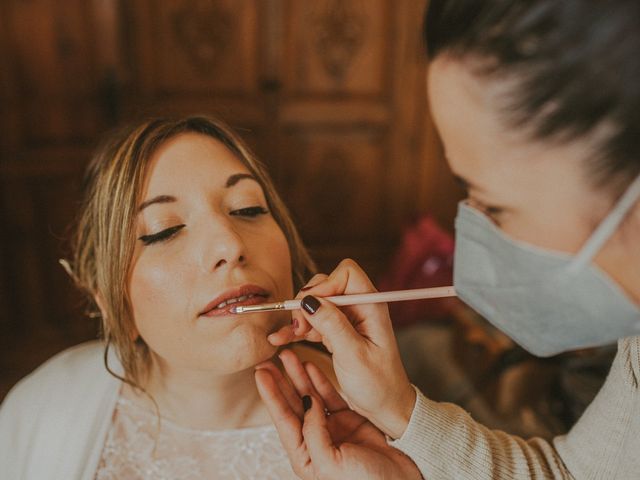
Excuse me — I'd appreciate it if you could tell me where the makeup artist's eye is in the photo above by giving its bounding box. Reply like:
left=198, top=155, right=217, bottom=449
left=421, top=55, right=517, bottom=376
left=138, top=224, right=185, bottom=246
left=230, top=206, right=269, bottom=218
left=469, top=197, right=503, bottom=224
left=481, top=205, right=505, bottom=227
left=469, top=197, right=502, bottom=217
left=484, top=205, right=503, bottom=216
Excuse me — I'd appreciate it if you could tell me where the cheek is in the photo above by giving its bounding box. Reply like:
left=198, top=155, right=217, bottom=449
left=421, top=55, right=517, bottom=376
left=500, top=207, right=595, bottom=254
left=262, top=227, right=294, bottom=295
left=129, top=255, right=190, bottom=339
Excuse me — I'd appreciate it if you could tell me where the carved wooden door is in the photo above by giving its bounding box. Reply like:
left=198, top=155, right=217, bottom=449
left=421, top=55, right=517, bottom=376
left=120, top=0, right=459, bottom=273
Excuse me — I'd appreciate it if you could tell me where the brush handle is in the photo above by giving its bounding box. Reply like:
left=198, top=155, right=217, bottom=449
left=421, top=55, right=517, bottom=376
left=233, top=286, right=456, bottom=314
left=283, top=286, right=456, bottom=310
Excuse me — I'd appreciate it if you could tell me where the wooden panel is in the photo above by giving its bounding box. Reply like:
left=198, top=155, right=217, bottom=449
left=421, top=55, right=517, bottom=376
left=0, top=166, right=87, bottom=336
left=283, top=0, right=392, bottom=97
left=0, top=193, right=11, bottom=335
left=279, top=126, right=389, bottom=244
left=0, top=2, right=16, bottom=154
left=127, top=0, right=261, bottom=97
left=4, top=0, right=116, bottom=145
left=281, top=99, right=388, bottom=124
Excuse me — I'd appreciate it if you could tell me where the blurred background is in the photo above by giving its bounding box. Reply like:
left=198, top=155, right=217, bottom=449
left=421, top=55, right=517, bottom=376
left=0, top=0, right=611, bottom=440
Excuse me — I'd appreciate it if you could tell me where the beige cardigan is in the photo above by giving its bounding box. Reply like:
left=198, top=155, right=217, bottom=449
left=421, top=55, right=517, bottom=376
left=393, top=336, right=640, bottom=479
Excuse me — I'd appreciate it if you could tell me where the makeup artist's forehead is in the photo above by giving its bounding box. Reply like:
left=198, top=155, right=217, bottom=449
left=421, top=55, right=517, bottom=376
left=428, top=59, right=515, bottom=184
left=144, top=133, right=253, bottom=195
left=427, top=57, right=563, bottom=202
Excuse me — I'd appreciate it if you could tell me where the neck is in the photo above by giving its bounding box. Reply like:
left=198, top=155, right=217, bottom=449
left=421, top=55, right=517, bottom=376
left=127, top=357, right=270, bottom=431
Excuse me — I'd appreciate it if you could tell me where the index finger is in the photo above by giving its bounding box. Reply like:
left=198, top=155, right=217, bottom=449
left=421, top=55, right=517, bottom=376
left=255, top=369, right=312, bottom=478
left=302, top=258, right=378, bottom=297
left=293, top=259, right=388, bottom=339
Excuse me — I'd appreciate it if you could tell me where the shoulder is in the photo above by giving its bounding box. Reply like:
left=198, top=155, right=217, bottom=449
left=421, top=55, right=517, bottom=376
left=1, top=341, right=111, bottom=414
left=290, top=342, right=338, bottom=389
left=0, top=341, right=121, bottom=479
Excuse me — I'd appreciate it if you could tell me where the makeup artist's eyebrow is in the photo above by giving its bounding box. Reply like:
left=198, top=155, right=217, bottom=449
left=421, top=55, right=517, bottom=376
left=226, top=173, right=259, bottom=188
left=138, top=195, right=176, bottom=212
left=453, top=174, right=484, bottom=193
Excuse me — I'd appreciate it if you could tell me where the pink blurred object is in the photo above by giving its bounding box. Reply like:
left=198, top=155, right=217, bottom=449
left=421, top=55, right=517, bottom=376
left=378, top=216, right=457, bottom=328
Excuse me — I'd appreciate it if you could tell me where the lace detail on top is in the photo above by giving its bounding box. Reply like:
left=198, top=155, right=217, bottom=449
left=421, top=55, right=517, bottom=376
left=95, top=396, right=297, bottom=480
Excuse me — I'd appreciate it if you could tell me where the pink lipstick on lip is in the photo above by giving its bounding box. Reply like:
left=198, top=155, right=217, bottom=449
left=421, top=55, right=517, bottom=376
left=199, top=284, right=270, bottom=317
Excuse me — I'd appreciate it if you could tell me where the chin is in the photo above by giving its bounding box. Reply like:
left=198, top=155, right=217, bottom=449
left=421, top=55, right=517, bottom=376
left=245, top=331, right=279, bottom=365
left=215, top=325, right=280, bottom=372
left=163, top=317, right=286, bottom=374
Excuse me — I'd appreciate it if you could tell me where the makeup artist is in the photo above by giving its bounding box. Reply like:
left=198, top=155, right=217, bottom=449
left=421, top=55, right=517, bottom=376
left=255, top=1, right=640, bottom=478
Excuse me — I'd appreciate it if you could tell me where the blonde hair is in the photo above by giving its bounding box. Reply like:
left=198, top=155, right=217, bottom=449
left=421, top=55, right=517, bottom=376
left=70, top=116, right=315, bottom=386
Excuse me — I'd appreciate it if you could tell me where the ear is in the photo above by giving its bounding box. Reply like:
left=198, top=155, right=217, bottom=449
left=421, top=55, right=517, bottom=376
left=94, top=292, right=107, bottom=319
left=94, top=292, right=140, bottom=341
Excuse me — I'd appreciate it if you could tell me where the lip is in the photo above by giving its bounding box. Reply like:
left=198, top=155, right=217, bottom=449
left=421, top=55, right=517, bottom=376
left=199, top=284, right=270, bottom=317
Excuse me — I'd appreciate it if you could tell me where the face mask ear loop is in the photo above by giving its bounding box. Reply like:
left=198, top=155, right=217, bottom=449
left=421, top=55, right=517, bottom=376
left=569, top=172, right=640, bottom=273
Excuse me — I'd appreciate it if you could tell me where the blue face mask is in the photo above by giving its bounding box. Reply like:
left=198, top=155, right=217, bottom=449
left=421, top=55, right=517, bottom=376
left=453, top=172, right=640, bottom=357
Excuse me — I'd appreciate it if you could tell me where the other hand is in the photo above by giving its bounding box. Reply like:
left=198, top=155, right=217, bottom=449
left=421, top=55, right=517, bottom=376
left=255, top=349, right=421, bottom=480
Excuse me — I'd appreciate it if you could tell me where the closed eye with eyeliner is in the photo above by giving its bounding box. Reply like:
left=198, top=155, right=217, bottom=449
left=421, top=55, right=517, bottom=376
left=138, top=206, right=270, bottom=246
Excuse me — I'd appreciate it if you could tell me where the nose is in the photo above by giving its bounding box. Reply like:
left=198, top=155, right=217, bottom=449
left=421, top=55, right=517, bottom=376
left=201, top=219, right=247, bottom=272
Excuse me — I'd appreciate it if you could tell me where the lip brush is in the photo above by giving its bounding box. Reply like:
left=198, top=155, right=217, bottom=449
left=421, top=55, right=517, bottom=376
left=230, top=286, right=456, bottom=314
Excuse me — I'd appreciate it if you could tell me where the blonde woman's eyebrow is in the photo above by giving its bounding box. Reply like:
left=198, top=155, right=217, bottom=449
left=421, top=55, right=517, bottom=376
left=226, top=173, right=258, bottom=188
left=138, top=195, right=176, bottom=213
left=137, top=174, right=257, bottom=212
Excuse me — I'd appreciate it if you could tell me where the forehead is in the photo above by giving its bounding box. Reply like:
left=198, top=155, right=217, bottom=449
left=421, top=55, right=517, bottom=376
left=144, top=132, right=251, bottom=193
left=427, top=57, right=570, bottom=195
left=427, top=58, right=517, bottom=173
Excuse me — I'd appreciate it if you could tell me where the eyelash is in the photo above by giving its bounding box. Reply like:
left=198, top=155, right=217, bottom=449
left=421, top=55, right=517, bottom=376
left=466, top=196, right=503, bottom=220
left=230, top=206, right=269, bottom=218
left=139, top=224, right=186, bottom=246
left=484, top=206, right=502, bottom=216
left=138, top=206, right=269, bottom=246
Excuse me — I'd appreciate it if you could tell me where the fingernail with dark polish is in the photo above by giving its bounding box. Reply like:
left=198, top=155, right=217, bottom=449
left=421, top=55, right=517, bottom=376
left=301, top=295, right=321, bottom=315
left=302, top=395, right=312, bottom=412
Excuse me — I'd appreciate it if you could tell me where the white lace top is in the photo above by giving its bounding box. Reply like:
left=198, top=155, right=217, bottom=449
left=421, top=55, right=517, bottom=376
left=94, top=396, right=297, bottom=479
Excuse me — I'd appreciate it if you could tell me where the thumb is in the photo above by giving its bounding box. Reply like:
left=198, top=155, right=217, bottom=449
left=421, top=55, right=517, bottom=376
left=301, top=395, right=339, bottom=472
left=300, top=295, right=365, bottom=353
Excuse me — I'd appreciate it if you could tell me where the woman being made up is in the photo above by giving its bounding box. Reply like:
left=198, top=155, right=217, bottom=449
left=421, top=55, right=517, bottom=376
left=257, top=1, right=640, bottom=479
left=0, top=116, right=413, bottom=479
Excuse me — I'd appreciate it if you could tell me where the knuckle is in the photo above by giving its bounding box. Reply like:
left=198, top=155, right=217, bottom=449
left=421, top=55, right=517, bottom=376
left=297, top=274, right=330, bottom=298
left=339, top=258, right=358, bottom=269
left=308, top=273, right=327, bottom=284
